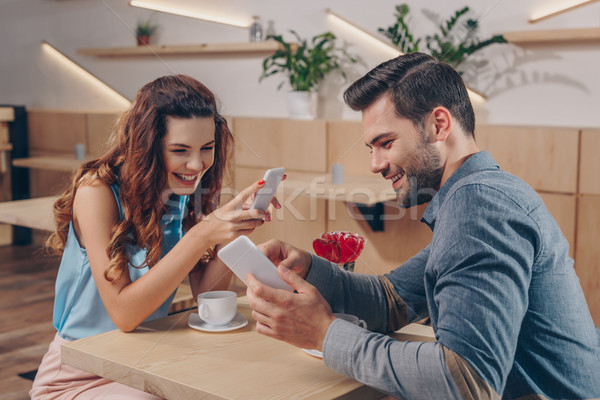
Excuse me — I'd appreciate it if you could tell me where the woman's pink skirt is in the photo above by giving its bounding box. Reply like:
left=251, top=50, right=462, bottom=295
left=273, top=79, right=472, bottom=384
left=30, top=333, right=163, bottom=399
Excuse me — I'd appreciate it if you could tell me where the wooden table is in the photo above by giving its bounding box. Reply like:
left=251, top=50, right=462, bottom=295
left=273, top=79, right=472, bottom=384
left=61, top=297, right=435, bottom=399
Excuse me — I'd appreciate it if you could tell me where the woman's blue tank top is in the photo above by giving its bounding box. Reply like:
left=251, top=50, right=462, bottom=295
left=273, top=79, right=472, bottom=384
left=52, top=184, right=188, bottom=340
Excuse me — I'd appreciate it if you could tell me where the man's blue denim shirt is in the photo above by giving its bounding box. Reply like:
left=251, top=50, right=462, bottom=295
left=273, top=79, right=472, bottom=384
left=308, top=151, right=600, bottom=399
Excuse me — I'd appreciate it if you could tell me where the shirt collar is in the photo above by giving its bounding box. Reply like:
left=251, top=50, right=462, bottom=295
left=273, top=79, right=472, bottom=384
left=421, top=151, right=499, bottom=230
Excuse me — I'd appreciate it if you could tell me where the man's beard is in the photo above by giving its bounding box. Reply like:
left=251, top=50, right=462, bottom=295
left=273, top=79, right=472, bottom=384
left=396, top=139, right=443, bottom=209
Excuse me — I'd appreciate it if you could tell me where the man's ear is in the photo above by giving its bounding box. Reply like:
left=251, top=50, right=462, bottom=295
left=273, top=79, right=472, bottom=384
left=427, top=107, right=452, bottom=143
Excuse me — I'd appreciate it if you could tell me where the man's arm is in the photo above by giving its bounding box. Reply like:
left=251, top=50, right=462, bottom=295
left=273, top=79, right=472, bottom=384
left=307, top=245, right=499, bottom=399
left=305, top=245, right=431, bottom=332
left=249, top=196, right=532, bottom=398
left=323, top=321, right=499, bottom=399
left=322, top=184, right=537, bottom=398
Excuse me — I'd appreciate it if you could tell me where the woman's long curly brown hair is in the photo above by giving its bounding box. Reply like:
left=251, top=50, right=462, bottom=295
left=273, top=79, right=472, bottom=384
left=46, top=75, right=233, bottom=281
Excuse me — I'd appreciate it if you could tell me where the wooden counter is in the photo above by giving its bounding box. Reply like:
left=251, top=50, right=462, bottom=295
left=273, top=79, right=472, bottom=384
left=282, top=171, right=396, bottom=206
left=0, top=196, right=57, bottom=232
left=12, top=156, right=83, bottom=172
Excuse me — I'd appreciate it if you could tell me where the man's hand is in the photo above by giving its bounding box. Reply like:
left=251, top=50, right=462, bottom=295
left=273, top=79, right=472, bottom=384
left=257, top=239, right=312, bottom=279
left=246, top=265, right=335, bottom=351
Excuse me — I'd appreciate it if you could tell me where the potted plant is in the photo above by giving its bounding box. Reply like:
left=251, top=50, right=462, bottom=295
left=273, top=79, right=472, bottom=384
left=135, top=17, right=158, bottom=46
left=260, top=30, right=357, bottom=119
left=379, top=4, right=506, bottom=83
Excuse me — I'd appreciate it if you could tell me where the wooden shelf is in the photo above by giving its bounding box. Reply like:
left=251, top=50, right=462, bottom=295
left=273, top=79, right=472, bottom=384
left=77, top=40, right=295, bottom=58
left=503, top=27, right=600, bottom=45
left=13, top=156, right=83, bottom=172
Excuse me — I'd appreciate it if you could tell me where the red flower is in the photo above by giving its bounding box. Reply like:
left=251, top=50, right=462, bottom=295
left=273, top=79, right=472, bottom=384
left=312, top=231, right=365, bottom=264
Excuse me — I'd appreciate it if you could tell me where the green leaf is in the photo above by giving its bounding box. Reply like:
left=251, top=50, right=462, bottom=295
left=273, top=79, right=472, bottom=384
left=377, top=3, right=420, bottom=53
left=259, top=29, right=357, bottom=91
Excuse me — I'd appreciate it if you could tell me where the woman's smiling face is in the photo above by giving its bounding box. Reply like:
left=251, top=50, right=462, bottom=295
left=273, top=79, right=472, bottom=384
left=163, top=116, right=215, bottom=196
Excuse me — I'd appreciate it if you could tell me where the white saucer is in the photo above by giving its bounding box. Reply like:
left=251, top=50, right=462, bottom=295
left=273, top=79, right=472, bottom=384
left=302, top=348, right=323, bottom=358
left=188, top=311, right=248, bottom=332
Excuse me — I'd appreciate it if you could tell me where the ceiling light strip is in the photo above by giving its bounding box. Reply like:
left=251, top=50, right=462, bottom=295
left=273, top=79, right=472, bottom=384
left=529, top=0, right=599, bottom=23
left=129, top=0, right=250, bottom=28
left=41, top=41, right=132, bottom=108
left=325, top=9, right=400, bottom=55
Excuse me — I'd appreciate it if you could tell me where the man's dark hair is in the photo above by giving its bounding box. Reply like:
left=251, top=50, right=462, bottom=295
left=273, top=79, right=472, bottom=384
left=343, top=52, right=475, bottom=137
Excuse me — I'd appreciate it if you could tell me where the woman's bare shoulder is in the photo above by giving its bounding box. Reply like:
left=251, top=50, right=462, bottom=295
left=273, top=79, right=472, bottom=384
left=75, top=180, right=116, bottom=205
left=73, top=180, right=119, bottom=231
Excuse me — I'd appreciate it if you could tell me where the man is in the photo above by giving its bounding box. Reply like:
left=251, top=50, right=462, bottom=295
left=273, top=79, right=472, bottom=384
left=246, top=52, right=600, bottom=399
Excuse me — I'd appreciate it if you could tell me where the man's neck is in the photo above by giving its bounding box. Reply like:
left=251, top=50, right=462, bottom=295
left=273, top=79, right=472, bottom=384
left=439, top=138, right=480, bottom=188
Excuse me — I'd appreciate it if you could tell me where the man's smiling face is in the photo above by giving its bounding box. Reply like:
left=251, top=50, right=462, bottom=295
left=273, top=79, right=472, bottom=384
left=363, top=95, right=443, bottom=208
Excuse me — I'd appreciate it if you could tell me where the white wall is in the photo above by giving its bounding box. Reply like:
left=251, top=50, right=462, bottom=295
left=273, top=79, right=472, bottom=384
left=1, top=0, right=599, bottom=127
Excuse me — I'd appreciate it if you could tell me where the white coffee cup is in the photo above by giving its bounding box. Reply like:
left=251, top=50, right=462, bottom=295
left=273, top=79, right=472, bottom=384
left=334, top=313, right=367, bottom=329
left=197, top=291, right=237, bottom=326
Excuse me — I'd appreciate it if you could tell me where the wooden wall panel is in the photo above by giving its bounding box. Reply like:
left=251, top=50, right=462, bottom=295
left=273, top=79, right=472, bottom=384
left=579, top=129, right=600, bottom=195
left=233, top=118, right=327, bottom=172
left=0, top=224, right=11, bottom=245
left=86, top=113, right=119, bottom=157
left=0, top=122, right=8, bottom=144
left=327, top=201, right=432, bottom=275
left=234, top=167, right=327, bottom=253
left=476, top=125, right=579, bottom=193
left=1, top=111, right=14, bottom=244
left=539, top=193, right=576, bottom=258
left=27, top=110, right=87, bottom=153
left=0, top=123, right=10, bottom=201
left=327, top=120, right=372, bottom=177
left=575, top=195, right=600, bottom=326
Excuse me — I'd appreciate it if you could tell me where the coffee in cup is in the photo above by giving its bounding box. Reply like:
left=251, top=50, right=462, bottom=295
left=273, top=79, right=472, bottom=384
left=197, top=290, right=237, bottom=326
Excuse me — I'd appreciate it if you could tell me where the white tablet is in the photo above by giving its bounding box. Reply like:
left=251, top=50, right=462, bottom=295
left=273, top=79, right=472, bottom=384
left=218, top=236, right=293, bottom=291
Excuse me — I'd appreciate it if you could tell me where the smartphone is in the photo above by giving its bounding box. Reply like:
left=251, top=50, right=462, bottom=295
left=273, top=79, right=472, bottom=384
left=218, top=236, right=293, bottom=291
left=250, top=167, right=285, bottom=211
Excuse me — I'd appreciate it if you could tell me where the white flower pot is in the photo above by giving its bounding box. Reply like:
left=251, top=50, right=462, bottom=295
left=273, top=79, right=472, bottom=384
left=287, top=91, right=317, bottom=120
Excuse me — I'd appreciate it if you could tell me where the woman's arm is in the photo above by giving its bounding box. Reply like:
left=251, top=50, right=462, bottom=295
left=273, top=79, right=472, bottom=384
left=74, top=180, right=266, bottom=332
left=188, top=245, right=234, bottom=300
left=188, top=178, right=286, bottom=299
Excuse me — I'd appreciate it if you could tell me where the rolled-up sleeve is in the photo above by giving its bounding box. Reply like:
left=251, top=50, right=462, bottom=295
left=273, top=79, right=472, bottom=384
left=322, top=319, right=498, bottom=399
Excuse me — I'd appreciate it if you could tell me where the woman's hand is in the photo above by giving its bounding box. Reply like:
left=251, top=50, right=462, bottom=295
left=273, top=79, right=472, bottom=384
left=198, top=180, right=273, bottom=246
left=242, top=174, right=286, bottom=220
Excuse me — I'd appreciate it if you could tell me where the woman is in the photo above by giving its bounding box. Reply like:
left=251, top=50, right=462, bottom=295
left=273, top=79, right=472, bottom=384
left=30, top=75, right=276, bottom=399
